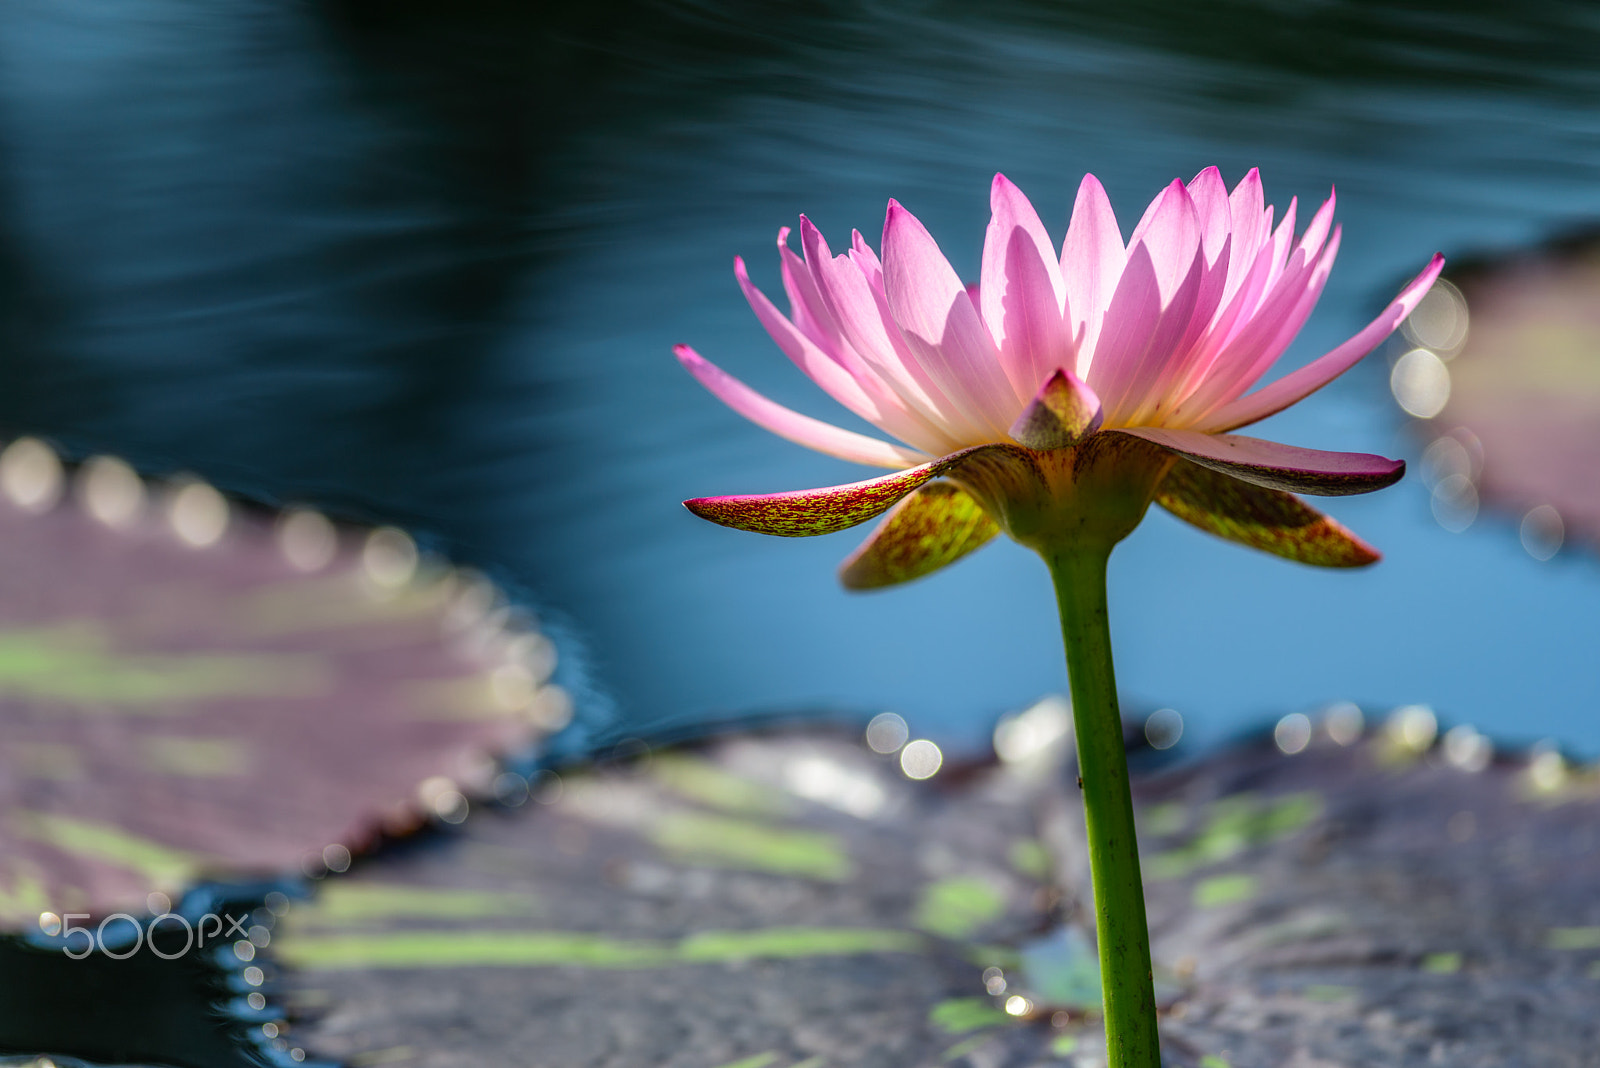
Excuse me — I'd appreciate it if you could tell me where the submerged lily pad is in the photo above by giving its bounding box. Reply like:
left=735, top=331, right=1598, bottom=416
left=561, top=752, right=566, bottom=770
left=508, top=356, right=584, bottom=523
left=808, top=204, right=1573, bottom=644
left=0, top=439, right=568, bottom=930
left=270, top=705, right=1600, bottom=1068
left=1398, top=236, right=1600, bottom=551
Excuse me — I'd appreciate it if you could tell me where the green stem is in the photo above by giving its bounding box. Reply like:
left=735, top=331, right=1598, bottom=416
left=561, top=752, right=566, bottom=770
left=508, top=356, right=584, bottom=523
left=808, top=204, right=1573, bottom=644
left=1044, top=544, right=1159, bottom=1068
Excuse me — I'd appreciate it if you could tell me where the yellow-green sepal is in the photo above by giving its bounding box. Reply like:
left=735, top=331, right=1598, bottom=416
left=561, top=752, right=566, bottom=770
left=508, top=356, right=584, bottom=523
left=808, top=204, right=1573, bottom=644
left=838, top=482, right=1000, bottom=590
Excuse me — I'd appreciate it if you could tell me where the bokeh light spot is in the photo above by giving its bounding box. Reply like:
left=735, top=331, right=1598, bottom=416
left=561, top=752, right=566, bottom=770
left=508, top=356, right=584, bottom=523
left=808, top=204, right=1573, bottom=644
left=1323, top=702, right=1365, bottom=746
left=993, top=695, right=1072, bottom=763
left=279, top=508, right=338, bottom=571
left=1520, top=505, right=1564, bottom=561
left=363, top=527, right=418, bottom=588
left=865, top=712, right=909, bottom=754
left=169, top=480, right=229, bottom=548
left=1443, top=725, right=1492, bottom=772
left=1431, top=473, right=1478, bottom=532
left=78, top=455, right=144, bottom=528
left=1274, top=712, right=1312, bottom=755
left=321, top=844, right=352, bottom=873
left=0, top=438, right=63, bottom=513
left=899, top=739, right=943, bottom=780
left=1144, top=708, right=1183, bottom=750
left=1401, top=278, right=1469, bottom=353
left=1391, top=348, right=1451, bottom=418
left=1387, top=705, right=1438, bottom=752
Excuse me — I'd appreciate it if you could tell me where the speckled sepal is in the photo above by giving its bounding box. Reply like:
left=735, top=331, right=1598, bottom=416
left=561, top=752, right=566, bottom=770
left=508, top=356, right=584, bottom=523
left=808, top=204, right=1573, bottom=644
left=1156, top=459, right=1381, bottom=567
left=837, top=482, right=1000, bottom=590
left=683, top=444, right=1012, bottom=538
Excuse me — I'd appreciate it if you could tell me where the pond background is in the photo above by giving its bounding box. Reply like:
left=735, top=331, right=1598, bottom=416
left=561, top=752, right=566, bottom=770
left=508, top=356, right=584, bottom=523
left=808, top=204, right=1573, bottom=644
left=2, top=0, right=1598, bottom=763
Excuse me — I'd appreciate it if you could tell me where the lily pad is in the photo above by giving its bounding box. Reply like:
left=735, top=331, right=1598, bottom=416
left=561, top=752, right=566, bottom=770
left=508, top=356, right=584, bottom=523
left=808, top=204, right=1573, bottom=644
left=269, top=705, right=1600, bottom=1068
left=0, top=439, right=568, bottom=930
left=270, top=730, right=1053, bottom=1068
left=1397, top=236, right=1600, bottom=551
left=1110, top=711, right=1600, bottom=1067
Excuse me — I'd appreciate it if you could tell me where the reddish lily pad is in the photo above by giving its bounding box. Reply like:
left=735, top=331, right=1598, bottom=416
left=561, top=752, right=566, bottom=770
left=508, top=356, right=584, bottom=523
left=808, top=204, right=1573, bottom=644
left=0, top=439, right=569, bottom=930
left=1400, top=236, right=1600, bottom=550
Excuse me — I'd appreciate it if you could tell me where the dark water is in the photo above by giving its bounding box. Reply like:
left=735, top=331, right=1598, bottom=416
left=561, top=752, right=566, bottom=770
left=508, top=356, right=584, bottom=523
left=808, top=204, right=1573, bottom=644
left=3, top=3, right=1600, bottom=1064
left=4, top=4, right=1600, bottom=762
left=0, top=884, right=296, bottom=1068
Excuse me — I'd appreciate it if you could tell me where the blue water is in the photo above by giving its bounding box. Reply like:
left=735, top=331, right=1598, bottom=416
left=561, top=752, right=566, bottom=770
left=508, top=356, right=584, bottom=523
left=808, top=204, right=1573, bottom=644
left=2, top=0, right=1599, bottom=768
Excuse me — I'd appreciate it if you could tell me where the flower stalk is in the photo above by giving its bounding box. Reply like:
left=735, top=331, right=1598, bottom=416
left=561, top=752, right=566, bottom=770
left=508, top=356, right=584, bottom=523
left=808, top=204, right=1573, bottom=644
left=1045, top=542, right=1158, bottom=1068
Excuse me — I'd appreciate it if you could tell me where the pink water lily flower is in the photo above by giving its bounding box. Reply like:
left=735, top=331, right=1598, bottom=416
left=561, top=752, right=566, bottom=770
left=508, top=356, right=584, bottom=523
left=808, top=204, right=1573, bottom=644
left=677, top=169, right=1443, bottom=585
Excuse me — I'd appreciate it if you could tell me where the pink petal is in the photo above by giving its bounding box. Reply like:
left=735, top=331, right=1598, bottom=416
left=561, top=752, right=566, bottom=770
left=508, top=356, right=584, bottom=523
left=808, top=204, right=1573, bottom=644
left=770, top=230, right=968, bottom=454
left=1126, top=179, right=1203, bottom=303
left=1155, top=459, right=1381, bottom=567
left=683, top=443, right=1010, bottom=537
left=1295, top=189, right=1336, bottom=263
left=1089, top=181, right=1205, bottom=422
left=1163, top=220, right=1293, bottom=404
left=1198, top=253, right=1446, bottom=432
left=1186, top=166, right=1232, bottom=267
left=1081, top=244, right=1163, bottom=414
left=1205, top=226, right=1344, bottom=409
left=1261, top=196, right=1299, bottom=291
left=734, top=254, right=885, bottom=424
left=802, top=218, right=969, bottom=440
left=881, top=201, right=1017, bottom=436
left=1151, top=231, right=1233, bottom=401
left=776, top=227, right=848, bottom=354
left=1170, top=229, right=1339, bottom=422
left=1008, top=368, right=1104, bottom=449
left=1125, top=174, right=1244, bottom=419
left=980, top=174, right=1071, bottom=400
left=1223, top=201, right=1279, bottom=323
left=1169, top=192, right=1333, bottom=411
left=1112, top=426, right=1404, bottom=495
left=850, top=229, right=882, bottom=276
left=838, top=481, right=999, bottom=589
left=1060, top=173, right=1127, bottom=372
left=674, top=345, right=930, bottom=469
left=1223, top=168, right=1267, bottom=298
left=1088, top=240, right=1204, bottom=425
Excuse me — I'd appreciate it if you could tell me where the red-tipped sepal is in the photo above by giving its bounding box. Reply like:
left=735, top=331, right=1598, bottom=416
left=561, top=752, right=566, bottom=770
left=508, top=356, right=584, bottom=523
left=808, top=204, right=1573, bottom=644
left=684, top=444, right=1011, bottom=538
left=1112, top=426, right=1404, bottom=496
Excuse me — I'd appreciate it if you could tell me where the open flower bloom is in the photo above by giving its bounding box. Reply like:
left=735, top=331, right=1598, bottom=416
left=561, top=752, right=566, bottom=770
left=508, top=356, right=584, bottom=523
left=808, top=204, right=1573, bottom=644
left=678, top=169, right=1443, bottom=586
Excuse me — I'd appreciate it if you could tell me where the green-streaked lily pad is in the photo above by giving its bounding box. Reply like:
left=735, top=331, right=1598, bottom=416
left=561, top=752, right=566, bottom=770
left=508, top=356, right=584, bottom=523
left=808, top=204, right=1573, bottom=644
left=271, top=729, right=1049, bottom=1068
left=1122, top=721, right=1600, bottom=1068
left=263, top=718, right=1600, bottom=1067
left=913, top=876, right=1006, bottom=939
left=0, top=440, right=566, bottom=929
